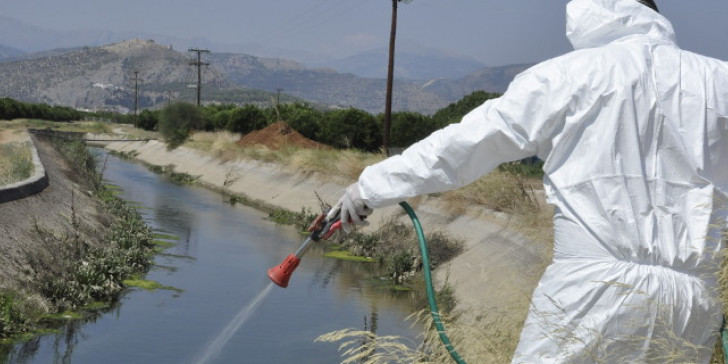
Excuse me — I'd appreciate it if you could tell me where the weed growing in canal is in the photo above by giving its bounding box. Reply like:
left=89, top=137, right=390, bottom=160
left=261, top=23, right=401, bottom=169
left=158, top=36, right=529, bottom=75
left=23, top=139, right=155, bottom=313
left=268, top=207, right=317, bottom=231
left=0, top=293, right=29, bottom=340
left=27, top=184, right=154, bottom=312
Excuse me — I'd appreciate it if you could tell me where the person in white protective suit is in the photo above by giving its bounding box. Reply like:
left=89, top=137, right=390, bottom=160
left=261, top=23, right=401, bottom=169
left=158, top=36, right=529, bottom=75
left=327, top=0, right=728, bottom=362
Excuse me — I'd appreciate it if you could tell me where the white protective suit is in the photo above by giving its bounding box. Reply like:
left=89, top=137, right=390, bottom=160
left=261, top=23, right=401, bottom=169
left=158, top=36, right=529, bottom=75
left=356, top=0, right=728, bottom=362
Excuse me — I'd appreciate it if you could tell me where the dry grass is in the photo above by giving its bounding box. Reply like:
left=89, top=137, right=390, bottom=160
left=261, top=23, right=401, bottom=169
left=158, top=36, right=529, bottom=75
left=0, top=140, right=33, bottom=185
left=182, top=130, right=385, bottom=181
left=318, top=282, right=722, bottom=364
left=110, top=123, right=158, bottom=140
left=317, top=301, right=529, bottom=364
left=438, top=170, right=554, bottom=244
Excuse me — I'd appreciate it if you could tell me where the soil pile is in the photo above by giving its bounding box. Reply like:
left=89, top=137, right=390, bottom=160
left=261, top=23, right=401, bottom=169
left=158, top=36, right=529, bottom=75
left=237, top=122, right=329, bottom=150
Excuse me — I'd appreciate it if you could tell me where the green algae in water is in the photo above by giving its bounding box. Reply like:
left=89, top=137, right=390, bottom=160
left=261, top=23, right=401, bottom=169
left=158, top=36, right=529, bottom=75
left=124, top=278, right=183, bottom=293
left=152, top=233, right=181, bottom=241
left=41, top=311, right=83, bottom=321
left=323, top=250, right=375, bottom=263
left=153, top=239, right=176, bottom=249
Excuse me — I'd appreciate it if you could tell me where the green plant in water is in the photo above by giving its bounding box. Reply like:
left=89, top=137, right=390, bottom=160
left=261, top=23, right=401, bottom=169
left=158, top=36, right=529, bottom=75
left=387, top=251, right=414, bottom=285
left=0, top=293, right=28, bottom=339
left=323, top=250, right=375, bottom=263
left=269, top=207, right=316, bottom=231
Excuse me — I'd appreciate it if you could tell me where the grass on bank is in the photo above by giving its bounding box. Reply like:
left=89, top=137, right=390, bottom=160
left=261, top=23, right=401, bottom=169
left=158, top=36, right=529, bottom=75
left=0, top=140, right=33, bottom=185
left=181, top=131, right=551, bottom=238
left=0, top=119, right=112, bottom=134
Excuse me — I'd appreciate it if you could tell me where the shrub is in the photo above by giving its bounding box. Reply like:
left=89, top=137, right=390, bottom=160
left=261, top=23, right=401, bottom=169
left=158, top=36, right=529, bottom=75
left=158, top=102, right=203, bottom=150
left=387, top=111, right=439, bottom=148
left=136, top=109, right=159, bottom=131
left=227, top=105, right=266, bottom=134
left=319, top=108, right=381, bottom=151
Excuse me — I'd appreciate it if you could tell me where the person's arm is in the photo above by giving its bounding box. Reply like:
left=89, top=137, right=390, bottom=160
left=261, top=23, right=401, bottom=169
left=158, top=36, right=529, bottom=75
left=359, top=62, right=571, bottom=208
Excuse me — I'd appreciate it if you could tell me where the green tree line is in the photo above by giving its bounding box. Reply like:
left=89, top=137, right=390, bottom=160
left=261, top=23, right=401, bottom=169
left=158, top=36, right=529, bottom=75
left=147, top=90, right=503, bottom=152
left=0, top=91, right=518, bottom=155
left=0, top=98, right=82, bottom=122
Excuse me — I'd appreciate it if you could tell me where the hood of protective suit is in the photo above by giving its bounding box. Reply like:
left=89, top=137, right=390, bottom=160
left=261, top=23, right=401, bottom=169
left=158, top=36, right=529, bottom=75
left=566, top=0, right=676, bottom=50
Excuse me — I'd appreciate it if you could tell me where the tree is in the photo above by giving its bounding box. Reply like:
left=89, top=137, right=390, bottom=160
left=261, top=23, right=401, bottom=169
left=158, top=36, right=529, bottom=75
left=431, top=91, right=501, bottom=128
left=278, top=103, right=322, bottom=142
left=228, top=105, right=266, bottom=134
left=136, top=110, right=159, bottom=131
left=388, top=111, right=437, bottom=148
left=320, top=108, right=381, bottom=151
left=158, top=102, right=203, bottom=150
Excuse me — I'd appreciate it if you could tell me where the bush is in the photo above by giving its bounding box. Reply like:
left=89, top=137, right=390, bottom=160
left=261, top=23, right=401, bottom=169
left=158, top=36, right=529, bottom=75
left=136, top=109, right=159, bottom=131
left=227, top=105, right=267, bottom=134
left=278, top=103, right=322, bottom=142
left=388, top=111, right=439, bottom=148
left=0, top=293, right=28, bottom=338
left=319, top=108, right=381, bottom=151
left=431, top=90, right=501, bottom=128
left=158, top=102, right=203, bottom=150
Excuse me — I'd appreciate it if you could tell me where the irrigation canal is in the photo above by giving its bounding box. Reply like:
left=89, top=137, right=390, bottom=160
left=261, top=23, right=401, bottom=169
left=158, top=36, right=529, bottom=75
left=5, top=150, right=420, bottom=363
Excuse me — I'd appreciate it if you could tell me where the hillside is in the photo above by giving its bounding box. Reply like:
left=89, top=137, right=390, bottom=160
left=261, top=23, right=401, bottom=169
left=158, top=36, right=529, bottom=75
left=207, top=52, right=449, bottom=114
left=423, top=63, right=532, bottom=99
left=0, top=43, right=24, bottom=61
left=0, top=40, right=230, bottom=112
left=0, top=39, right=526, bottom=115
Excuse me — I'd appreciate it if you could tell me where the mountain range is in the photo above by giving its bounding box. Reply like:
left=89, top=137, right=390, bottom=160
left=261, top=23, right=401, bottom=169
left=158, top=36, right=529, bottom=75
left=0, top=16, right=532, bottom=115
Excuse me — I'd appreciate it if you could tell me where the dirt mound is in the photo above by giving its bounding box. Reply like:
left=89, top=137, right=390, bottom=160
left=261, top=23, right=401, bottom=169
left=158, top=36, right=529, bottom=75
left=237, top=122, right=329, bottom=150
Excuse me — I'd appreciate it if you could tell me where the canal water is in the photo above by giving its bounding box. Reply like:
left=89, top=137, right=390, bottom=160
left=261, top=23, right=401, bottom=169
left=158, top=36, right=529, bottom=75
left=5, top=151, right=420, bottom=363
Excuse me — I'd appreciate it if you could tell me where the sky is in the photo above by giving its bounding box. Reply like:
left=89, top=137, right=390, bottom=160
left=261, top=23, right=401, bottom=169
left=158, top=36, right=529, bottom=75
left=1, top=0, right=727, bottom=67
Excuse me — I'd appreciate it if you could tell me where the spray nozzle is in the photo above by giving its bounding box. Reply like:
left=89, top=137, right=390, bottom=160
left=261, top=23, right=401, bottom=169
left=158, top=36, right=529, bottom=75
left=267, top=213, right=343, bottom=288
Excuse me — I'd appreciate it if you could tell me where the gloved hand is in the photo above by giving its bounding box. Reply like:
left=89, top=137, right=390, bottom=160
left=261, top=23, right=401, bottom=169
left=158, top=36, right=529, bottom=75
left=326, top=183, right=373, bottom=233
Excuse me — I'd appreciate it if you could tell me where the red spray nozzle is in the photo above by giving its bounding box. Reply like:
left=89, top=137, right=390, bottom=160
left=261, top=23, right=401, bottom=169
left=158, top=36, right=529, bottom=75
left=267, top=254, right=301, bottom=288
left=268, top=214, right=345, bottom=288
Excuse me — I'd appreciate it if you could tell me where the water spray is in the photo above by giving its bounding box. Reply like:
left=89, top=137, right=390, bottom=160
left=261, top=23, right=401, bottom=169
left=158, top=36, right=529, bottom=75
left=268, top=202, right=466, bottom=363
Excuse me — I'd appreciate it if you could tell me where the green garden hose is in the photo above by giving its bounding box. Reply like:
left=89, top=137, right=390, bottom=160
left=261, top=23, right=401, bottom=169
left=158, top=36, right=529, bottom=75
left=399, top=201, right=466, bottom=364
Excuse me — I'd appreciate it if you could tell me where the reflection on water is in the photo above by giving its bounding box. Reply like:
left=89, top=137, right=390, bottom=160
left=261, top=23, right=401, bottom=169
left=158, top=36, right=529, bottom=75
left=2, top=150, right=420, bottom=364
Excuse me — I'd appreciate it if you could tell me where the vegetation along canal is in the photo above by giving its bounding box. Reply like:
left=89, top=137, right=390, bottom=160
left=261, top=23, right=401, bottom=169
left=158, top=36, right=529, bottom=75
left=6, top=150, right=419, bottom=363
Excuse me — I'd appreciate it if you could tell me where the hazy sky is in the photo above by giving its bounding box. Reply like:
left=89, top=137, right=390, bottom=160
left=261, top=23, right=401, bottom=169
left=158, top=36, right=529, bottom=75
left=1, top=0, right=727, bottom=66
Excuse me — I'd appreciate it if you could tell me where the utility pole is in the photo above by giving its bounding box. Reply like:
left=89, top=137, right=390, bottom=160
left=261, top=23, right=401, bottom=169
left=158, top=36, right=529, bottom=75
left=130, top=70, right=142, bottom=126
left=188, top=48, right=210, bottom=106
left=383, top=0, right=399, bottom=157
